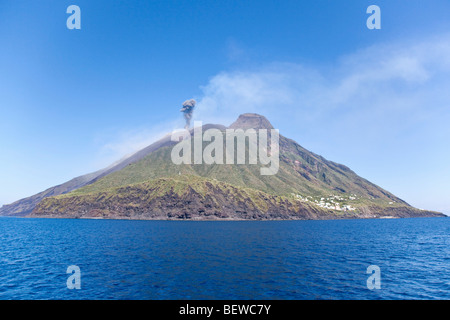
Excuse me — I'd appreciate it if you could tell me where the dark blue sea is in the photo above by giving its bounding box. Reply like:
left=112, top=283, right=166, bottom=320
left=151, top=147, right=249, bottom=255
left=0, top=217, right=449, bottom=300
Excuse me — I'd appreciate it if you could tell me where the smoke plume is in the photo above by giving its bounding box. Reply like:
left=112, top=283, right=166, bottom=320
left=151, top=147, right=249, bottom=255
left=180, top=99, right=196, bottom=129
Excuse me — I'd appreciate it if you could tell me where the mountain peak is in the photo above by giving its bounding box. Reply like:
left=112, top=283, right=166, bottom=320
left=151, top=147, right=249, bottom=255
left=228, top=113, right=274, bottom=130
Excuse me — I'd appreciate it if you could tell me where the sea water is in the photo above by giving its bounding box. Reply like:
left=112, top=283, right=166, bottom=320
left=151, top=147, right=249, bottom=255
left=0, top=217, right=449, bottom=300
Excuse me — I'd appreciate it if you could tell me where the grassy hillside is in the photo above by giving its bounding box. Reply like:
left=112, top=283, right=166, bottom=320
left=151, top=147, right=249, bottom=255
left=32, top=175, right=442, bottom=220
left=70, top=132, right=404, bottom=206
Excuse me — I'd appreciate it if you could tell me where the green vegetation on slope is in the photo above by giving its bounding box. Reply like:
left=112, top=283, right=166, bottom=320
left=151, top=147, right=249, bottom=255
left=70, top=133, right=404, bottom=208
left=31, top=127, right=444, bottom=219
left=33, top=175, right=341, bottom=220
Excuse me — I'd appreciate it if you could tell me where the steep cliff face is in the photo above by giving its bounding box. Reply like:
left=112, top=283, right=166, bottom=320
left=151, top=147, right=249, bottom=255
left=31, top=176, right=442, bottom=220
left=31, top=176, right=330, bottom=220
left=27, top=114, right=445, bottom=220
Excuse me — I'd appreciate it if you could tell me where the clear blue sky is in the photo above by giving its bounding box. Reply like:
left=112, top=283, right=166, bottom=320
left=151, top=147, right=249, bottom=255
left=1, top=0, right=449, bottom=214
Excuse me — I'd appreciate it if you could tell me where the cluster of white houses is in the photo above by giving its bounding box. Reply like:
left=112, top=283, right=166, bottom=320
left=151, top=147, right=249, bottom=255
left=293, top=194, right=357, bottom=211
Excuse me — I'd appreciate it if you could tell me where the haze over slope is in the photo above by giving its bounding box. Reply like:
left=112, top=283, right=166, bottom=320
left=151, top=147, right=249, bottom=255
left=0, top=124, right=225, bottom=216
